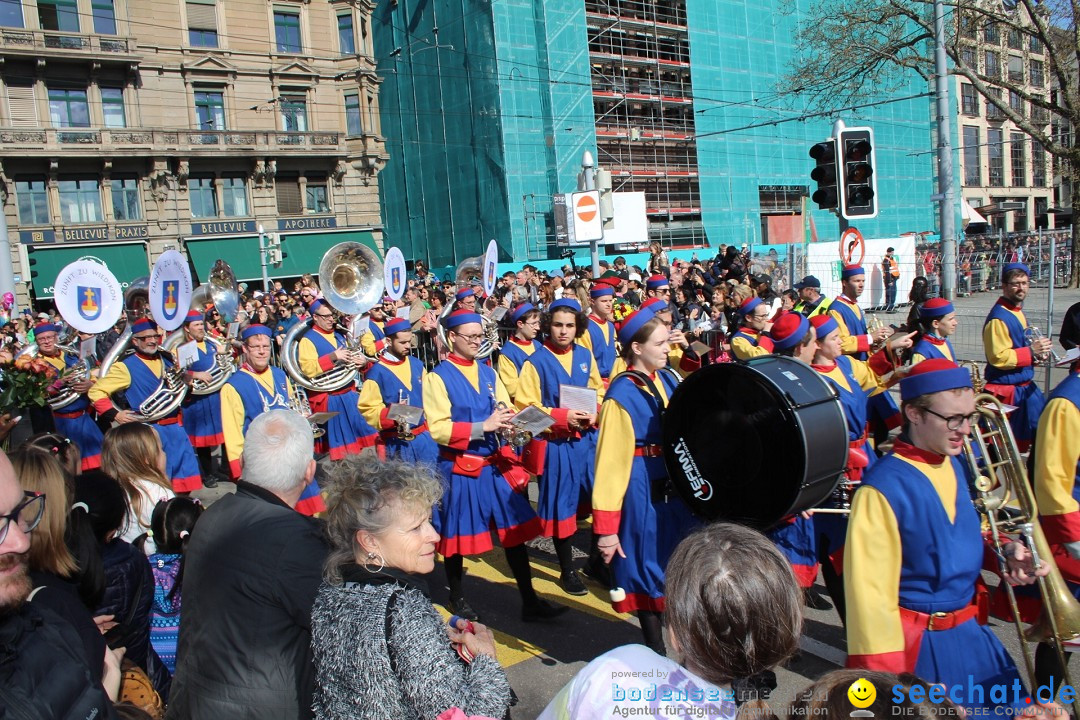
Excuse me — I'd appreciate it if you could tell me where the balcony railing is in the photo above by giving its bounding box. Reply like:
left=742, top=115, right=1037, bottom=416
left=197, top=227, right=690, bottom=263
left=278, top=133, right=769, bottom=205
left=0, top=127, right=344, bottom=153
left=0, top=29, right=139, bottom=58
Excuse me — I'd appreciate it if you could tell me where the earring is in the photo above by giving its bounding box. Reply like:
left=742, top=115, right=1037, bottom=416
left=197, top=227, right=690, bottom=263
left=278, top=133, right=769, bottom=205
left=364, top=550, right=386, bottom=573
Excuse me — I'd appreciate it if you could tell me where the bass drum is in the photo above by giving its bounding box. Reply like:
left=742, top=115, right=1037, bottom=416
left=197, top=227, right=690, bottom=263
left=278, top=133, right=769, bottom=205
left=661, top=355, right=848, bottom=529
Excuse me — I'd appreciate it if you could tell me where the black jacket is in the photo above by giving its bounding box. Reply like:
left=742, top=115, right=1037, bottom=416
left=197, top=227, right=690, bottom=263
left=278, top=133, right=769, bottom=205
left=95, top=539, right=170, bottom=696
left=0, top=602, right=116, bottom=720
left=167, top=481, right=329, bottom=720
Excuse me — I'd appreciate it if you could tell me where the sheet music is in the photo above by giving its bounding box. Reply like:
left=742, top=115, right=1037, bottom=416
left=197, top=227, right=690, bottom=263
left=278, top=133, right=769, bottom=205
left=306, top=411, right=338, bottom=424
left=558, top=385, right=597, bottom=413
left=79, top=337, right=96, bottom=360
left=1056, top=347, right=1080, bottom=367
left=227, top=321, right=240, bottom=339
left=176, top=340, right=199, bottom=369
left=511, top=405, right=555, bottom=435
left=387, top=403, right=424, bottom=426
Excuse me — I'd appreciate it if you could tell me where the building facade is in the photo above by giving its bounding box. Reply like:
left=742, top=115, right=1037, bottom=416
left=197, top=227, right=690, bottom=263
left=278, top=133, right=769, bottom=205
left=0, top=0, right=385, bottom=308
left=954, top=13, right=1054, bottom=232
left=374, top=0, right=939, bottom=269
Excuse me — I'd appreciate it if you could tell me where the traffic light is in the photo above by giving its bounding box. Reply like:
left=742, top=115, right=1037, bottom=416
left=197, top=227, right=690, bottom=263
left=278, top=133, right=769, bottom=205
left=839, top=127, right=878, bottom=220
left=26, top=246, right=37, bottom=279
left=268, top=248, right=284, bottom=267
left=809, top=140, right=839, bottom=210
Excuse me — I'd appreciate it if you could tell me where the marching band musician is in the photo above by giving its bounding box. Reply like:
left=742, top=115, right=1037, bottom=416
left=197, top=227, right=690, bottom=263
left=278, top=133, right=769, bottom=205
left=829, top=265, right=891, bottom=358
left=1031, top=364, right=1080, bottom=690
left=808, top=314, right=914, bottom=621
left=454, top=287, right=479, bottom=312
left=178, top=310, right=226, bottom=487
left=729, top=297, right=775, bottom=361
left=845, top=359, right=1042, bottom=714
left=515, top=298, right=604, bottom=596
left=983, top=262, right=1051, bottom=452
left=357, top=299, right=389, bottom=360
left=497, top=303, right=541, bottom=404
left=578, top=281, right=619, bottom=385
left=764, top=313, right=821, bottom=593
left=297, top=298, right=378, bottom=459
left=593, top=306, right=698, bottom=655
left=35, top=321, right=103, bottom=471
left=89, top=317, right=202, bottom=492
left=908, top=298, right=958, bottom=365
left=357, top=317, right=438, bottom=465
left=423, top=309, right=567, bottom=623
left=219, top=325, right=324, bottom=516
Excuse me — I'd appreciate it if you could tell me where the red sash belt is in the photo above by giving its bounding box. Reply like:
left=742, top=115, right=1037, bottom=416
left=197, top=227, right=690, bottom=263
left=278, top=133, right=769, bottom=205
left=53, top=410, right=86, bottom=419
left=439, top=446, right=529, bottom=492
left=899, top=604, right=979, bottom=631
left=634, top=445, right=663, bottom=458
left=156, top=415, right=181, bottom=426
left=380, top=423, right=428, bottom=440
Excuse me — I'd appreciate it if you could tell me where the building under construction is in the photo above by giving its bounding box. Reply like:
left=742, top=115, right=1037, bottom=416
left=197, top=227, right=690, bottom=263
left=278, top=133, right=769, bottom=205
left=374, top=0, right=939, bottom=267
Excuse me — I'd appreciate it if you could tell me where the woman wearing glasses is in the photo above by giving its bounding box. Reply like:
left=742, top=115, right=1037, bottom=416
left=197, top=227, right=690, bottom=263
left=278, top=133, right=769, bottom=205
left=845, top=360, right=1039, bottom=715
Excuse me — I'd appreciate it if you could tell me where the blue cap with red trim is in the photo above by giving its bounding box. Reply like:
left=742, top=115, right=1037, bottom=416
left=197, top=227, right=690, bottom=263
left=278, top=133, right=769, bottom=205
left=900, top=358, right=972, bottom=402
left=383, top=317, right=410, bottom=336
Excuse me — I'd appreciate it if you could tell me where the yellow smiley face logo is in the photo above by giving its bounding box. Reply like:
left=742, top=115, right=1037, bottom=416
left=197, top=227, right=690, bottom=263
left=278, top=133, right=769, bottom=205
left=847, top=678, right=876, bottom=709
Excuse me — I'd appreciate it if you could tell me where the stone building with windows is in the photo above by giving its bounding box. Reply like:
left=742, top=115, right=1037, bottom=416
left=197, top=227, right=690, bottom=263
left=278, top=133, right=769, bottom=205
left=955, top=13, right=1054, bottom=233
left=0, top=0, right=385, bottom=308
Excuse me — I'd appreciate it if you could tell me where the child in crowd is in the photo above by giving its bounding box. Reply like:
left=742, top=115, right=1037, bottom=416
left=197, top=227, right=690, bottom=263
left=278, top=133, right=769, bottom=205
left=137, top=497, right=203, bottom=674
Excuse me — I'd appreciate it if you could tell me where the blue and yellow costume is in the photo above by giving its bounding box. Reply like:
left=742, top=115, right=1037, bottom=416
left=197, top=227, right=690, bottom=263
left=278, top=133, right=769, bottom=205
left=220, top=328, right=324, bottom=516
left=180, top=335, right=225, bottom=449
left=730, top=297, right=774, bottom=362
left=297, top=300, right=378, bottom=459
left=846, top=440, right=1024, bottom=712
left=909, top=335, right=956, bottom=364
left=1034, top=371, right=1080, bottom=586
left=358, top=351, right=439, bottom=466
left=89, top=320, right=201, bottom=493
left=423, top=351, right=540, bottom=557
left=497, top=303, right=541, bottom=404
left=516, top=340, right=603, bottom=539
left=593, top=364, right=697, bottom=614
left=358, top=315, right=386, bottom=360
left=983, top=295, right=1045, bottom=450
left=578, top=286, right=619, bottom=384
left=39, top=338, right=103, bottom=471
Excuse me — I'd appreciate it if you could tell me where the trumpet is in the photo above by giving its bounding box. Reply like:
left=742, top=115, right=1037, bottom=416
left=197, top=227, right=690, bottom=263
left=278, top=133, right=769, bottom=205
left=1025, top=326, right=1063, bottom=365
left=964, top=394, right=1080, bottom=714
left=495, top=402, right=533, bottom=449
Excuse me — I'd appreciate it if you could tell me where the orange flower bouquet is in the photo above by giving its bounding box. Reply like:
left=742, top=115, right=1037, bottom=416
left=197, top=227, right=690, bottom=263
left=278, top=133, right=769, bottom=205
left=0, top=347, right=58, bottom=413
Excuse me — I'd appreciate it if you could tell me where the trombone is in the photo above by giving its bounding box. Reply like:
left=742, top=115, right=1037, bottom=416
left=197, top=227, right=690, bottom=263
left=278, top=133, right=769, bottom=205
left=964, top=394, right=1080, bottom=713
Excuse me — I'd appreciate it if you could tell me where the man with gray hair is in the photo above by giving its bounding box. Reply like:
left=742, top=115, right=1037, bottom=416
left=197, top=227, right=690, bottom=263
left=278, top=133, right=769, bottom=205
left=168, top=410, right=328, bottom=720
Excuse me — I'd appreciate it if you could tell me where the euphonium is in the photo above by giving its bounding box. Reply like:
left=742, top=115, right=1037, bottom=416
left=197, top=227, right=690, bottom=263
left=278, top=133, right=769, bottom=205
left=162, top=329, right=236, bottom=395
left=128, top=350, right=189, bottom=422
left=15, top=335, right=92, bottom=411
left=280, top=242, right=384, bottom=393
left=98, top=276, right=151, bottom=380
left=964, top=394, right=1080, bottom=713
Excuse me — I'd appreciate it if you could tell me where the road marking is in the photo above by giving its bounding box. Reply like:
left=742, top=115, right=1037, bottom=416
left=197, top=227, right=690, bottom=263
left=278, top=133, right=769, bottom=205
left=799, top=635, right=846, bottom=667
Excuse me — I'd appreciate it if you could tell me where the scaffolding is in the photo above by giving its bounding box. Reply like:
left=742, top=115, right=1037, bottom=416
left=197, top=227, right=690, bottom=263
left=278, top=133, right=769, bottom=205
left=586, top=0, right=706, bottom=248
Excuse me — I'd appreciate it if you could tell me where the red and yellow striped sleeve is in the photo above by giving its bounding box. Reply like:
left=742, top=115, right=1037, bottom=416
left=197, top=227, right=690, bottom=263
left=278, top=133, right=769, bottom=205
left=844, top=485, right=905, bottom=671
left=831, top=306, right=871, bottom=355
left=88, top=361, right=131, bottom=415
left=220, top=382, right=247, bottom=479
left=592, top=398, right=636, bottom=535
left=731, top=335, right=772, bottom=361
left=298, top=335, right=338, bottom=377
left=983, top=317, right=1032, bottom=370
left=357, top=377, right=391, bottom=430
left=1035, top=396, right=1080, bottom=546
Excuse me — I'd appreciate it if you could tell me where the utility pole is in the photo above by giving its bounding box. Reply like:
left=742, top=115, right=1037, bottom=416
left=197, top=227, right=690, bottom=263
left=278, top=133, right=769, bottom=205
left=934, top=0, right=956, bottom=300
left=258, top=223, right=271, bottom=294
left=580, top=151, right=600, bottom=277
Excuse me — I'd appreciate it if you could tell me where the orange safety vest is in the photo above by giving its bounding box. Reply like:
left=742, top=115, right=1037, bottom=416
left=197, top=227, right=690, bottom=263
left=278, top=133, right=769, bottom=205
left=885, top=255, right=900, bottom=278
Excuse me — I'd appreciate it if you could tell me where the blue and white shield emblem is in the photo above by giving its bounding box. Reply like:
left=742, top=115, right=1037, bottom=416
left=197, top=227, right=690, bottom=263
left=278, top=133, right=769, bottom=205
left=161, top=280, right=179, bottom=321
left=392, top=267, right=402, bottom=295
left=77, top=286, right=102, bottom=321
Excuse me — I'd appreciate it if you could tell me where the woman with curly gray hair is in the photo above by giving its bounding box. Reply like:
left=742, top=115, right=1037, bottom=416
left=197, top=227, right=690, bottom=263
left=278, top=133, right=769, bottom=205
left=310, top=456, right=512, bottom=720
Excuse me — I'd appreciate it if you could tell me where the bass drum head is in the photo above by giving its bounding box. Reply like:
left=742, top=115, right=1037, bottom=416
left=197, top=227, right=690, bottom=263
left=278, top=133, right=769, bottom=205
left=662, top=356, right=848, bottom=529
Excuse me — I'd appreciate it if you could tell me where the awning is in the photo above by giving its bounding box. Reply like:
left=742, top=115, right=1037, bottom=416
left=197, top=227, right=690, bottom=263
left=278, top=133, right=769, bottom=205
left=184, top=228, right=379, bottom=283
left=28, top=241, right=150, bottom=300
left=962, top=199, right=988, bottom=226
